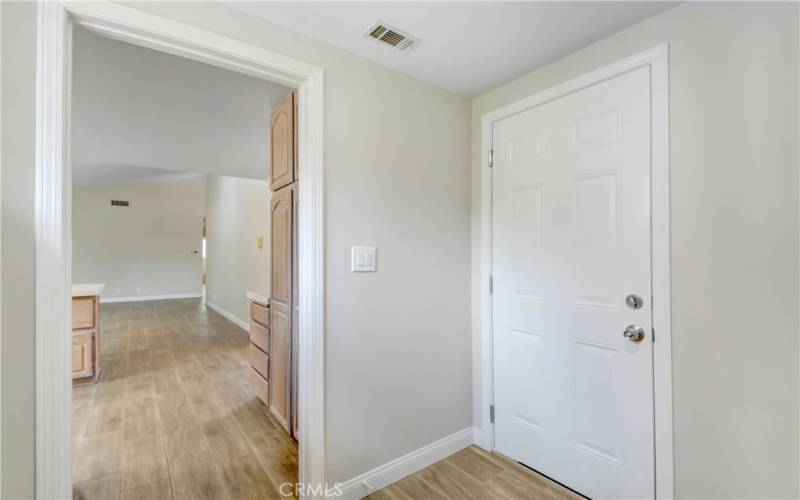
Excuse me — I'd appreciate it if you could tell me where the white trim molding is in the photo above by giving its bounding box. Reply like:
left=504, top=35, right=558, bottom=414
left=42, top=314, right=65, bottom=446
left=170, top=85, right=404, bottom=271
left=100, top=292, right=203, bottom=304
left=475, top=44, right=673, bottom=499
left=204, top=300, right=249, bottom=332
left=334, top=428, right=475, bottom=500
left=35, top=2, right=325, bottom=498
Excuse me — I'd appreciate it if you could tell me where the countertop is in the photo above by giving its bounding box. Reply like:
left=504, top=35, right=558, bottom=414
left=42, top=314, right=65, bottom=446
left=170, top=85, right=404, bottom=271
left=246, top=292, right=270, bottom=306
left=72, top=283, right=105, bottom=297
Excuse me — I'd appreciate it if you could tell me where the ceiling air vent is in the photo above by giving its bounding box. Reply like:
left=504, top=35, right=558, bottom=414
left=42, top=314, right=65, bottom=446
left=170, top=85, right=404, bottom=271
left=111, top=200, right=129, bottom=207
left=364, top=21, right=420, bottom=52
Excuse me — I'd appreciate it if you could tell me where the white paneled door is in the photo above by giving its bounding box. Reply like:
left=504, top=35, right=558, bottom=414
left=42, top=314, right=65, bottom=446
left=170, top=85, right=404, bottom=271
left=492, top=66, right=654, bottom=499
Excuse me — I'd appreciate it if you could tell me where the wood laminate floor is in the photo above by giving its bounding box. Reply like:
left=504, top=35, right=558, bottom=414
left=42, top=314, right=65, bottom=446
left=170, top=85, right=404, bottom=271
left=72, top=298, right=297, bottom=500
left=367, top=446, right=583, bottom=500
left=74, top=299, right=581, bottom=500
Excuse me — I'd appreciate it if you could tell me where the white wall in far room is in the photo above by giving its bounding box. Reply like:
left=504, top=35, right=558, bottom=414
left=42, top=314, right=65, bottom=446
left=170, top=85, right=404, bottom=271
left=205, top=175, right=270, bottom=326
left=72, top=177, right=207, bottom=300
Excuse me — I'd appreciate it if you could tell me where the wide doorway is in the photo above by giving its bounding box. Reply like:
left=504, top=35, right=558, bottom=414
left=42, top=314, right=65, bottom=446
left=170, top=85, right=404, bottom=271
left=69, top=27, right=300, bottom=499
left=491, top=65, right=655, bottom=499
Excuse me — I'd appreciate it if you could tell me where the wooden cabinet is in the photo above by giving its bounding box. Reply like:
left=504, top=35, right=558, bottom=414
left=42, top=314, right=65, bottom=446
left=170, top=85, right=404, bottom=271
left=269, top=184, right=294, bottom=432
left=266, top=88, right=298, bottom=438
left=71, top=287, right=103, bottom=385
left=250, top=301, right=269, bottom=327
left=72, top=331, right=94, bottom=379
left=270, top=91, right=296, bottom=191
left=247, top=295, right=271, bottom=406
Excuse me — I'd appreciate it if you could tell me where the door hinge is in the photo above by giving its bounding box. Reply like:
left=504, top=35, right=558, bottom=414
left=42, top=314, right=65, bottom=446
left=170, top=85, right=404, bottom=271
left=489, top=405, right=495, bottom=423
left=488, top=149, right=494, bottom=168
left=489, top=276, right=493, bottom=294
left=651, top=328, right=655, bottom=343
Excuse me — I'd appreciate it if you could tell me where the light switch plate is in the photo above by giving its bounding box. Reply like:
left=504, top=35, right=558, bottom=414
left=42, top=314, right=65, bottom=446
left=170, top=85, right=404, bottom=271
left=351, top=246, right=377, bottom=272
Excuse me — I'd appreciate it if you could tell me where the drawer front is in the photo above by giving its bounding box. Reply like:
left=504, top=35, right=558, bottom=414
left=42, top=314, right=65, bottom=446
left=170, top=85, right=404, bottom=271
left=250, top=320, right=270, bottom=353
left=72, top=297, right=95, bottom=330
left=249, top=367, right=269, bottom=405
left=250, top=302, right=269, bottom=327
left=249, top=344, right=269, bottom=379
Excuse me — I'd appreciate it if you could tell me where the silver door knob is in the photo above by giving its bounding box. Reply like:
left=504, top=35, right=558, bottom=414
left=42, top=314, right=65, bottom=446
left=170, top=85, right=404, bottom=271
left=623, top=324, right=645, bottom=342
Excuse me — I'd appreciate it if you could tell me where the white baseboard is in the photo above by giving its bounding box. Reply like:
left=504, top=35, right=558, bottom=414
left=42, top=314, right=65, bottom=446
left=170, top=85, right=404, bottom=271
left=334, top=427, right=475, bottom=500
left=204, top=300, right=249, bottom=331
left=101, top=292, right=202, bottom=304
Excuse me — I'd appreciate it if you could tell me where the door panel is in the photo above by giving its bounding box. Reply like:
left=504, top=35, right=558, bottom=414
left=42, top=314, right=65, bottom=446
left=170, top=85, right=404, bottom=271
left=492, top=66, right=653, bottom=499
left=269, top=183, right=294, bottom=432
left=72, top=331, right=94, bottom=379
left=271, top=91, right=296, bottom=191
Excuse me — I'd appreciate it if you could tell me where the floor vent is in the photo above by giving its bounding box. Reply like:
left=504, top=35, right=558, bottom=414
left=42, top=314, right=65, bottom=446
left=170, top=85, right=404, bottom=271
left=364, top=21, right=420, bottom=52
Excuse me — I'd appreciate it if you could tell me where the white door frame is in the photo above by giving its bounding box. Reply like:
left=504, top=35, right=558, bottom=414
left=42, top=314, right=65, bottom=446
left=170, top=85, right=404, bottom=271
left=35, top=2, right=325, bottom=498
left=474, top=44, right=673, bottom=499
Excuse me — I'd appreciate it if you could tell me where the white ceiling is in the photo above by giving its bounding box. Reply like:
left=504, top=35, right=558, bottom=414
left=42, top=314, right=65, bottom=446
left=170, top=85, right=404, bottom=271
left=72, top=29, right=292, bottom=187
left=230, top=1, right=678, bottom=97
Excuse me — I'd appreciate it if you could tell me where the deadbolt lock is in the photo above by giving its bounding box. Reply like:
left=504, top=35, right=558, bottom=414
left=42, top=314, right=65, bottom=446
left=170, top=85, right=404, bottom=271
left=625, top=294, right=643, bottom=310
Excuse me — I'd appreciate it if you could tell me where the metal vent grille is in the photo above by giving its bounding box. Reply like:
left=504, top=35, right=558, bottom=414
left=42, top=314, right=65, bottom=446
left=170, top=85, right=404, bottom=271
left=111, top=200, right=129, bottom=207
left=364, top=21, right=419, bottom=52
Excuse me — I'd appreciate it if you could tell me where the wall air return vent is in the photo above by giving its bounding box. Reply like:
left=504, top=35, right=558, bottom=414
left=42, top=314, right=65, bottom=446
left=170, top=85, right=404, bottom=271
left=363, top=21, right=420, bottom=52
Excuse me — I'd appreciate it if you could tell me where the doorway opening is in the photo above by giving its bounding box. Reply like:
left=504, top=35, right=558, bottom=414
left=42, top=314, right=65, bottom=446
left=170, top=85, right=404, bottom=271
left=69, top=27, right=299, bottom=499
left=35, top=3, right=324, bottom=498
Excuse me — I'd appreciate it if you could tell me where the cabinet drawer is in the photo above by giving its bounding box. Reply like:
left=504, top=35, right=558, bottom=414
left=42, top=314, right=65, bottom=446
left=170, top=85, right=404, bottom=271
left=250, top=321, right=270, bottom=353
left=249, top=367, right=269, bottom=405
left=249, top=344, right=269, bottom=379
left=250, top=302, right=269, bottom=327
left=72, top=297, right=95, bottom=330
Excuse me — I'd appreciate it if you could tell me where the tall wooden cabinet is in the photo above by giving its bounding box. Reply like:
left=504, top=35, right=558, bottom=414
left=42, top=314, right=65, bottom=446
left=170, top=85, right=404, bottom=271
left=268, top=90, right=298, bottom=437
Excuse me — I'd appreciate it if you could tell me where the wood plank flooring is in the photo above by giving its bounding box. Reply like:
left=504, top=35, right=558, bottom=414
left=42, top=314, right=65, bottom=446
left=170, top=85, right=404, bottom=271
left=74, top=298, right=581, bottom=500
left=367, top=446, right=584, bottom=500
left=72, top=298, right=297, bottom=500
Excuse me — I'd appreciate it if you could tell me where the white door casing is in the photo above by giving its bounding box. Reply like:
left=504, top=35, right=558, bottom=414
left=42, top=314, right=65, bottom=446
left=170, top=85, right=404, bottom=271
left=492, top=66, right=654, bottom=498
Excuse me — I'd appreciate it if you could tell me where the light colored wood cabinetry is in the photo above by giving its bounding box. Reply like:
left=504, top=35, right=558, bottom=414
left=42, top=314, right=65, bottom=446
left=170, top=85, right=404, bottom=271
left=247, top=294, right=271, bottom=407
left=269, top=183, right=294, bottom=432
left=265, top=88, right=298, bottom=438
left=249, top=320, right=270, bottom=353
left=270, top=91, right=296, bottom=191
left=250, top=301, right=269, bottom=327
left=71, top=285, right=104, bottom=385
left=72, top=331, right=94, bottom=379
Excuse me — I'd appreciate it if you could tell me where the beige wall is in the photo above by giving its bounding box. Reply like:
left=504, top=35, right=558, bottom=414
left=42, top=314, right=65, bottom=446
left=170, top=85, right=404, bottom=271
left=72, top=177, right=207, bottom=300
left=1, top=1, right=37, bottom=497
left=205, top=175, right=270, bottom=325
left=471, top=3, right=799, bottom=498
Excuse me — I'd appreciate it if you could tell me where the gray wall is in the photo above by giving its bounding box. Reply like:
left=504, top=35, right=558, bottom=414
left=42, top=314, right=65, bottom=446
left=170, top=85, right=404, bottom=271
left=471, top=2, right=799, bottom=497
left=1, top=1, right=37, bottom=497
left=205, top=175, right=271, bottom=325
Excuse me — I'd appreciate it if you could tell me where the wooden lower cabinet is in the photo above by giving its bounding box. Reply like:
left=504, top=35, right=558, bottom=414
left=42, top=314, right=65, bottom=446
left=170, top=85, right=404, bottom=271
left=72, top=331, right=94, bottom=379
left=247, top=297, right=272, bottom=407
left=71, top=292, right=101, bottom=385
